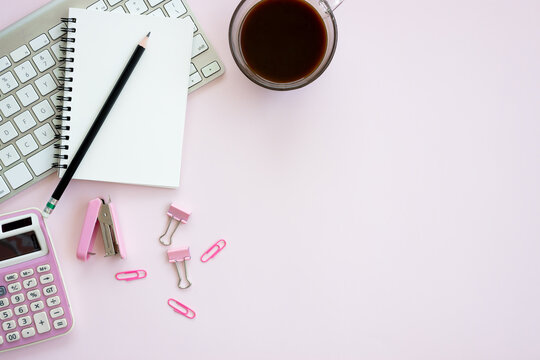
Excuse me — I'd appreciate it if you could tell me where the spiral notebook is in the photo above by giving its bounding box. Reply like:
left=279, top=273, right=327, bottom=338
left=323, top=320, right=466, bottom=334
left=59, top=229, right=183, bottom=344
left=56, top=8, right=193, bottom=188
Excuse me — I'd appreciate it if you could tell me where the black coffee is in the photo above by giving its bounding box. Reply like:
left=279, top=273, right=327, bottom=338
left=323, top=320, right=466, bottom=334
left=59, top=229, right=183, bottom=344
left=240, top=0, right=327, bottom=83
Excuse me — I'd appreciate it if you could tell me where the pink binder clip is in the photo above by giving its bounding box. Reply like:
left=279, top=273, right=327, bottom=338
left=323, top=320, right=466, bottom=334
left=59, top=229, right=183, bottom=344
left=168, top=298, right=196, bottom=319
left=115, top=270, right=147, bottom=281
left=200, top=239, right=227, bottom=263
left=159, top=203, right=190, bottom=246
left=167, top=247, right=192, bottom=289
left=77, top=197, right=126, bottom=261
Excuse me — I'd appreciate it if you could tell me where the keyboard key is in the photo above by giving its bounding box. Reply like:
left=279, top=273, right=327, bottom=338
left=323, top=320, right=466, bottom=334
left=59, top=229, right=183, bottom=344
left=34, top=123, right=55, bottom=145
left=0, top=180, right=6, bottom=200
left=32, top=49, right=55, bottom=72
left=191, top=34, right=208, bottom=58
left=5, top=331, right=20, bottom=343
left=5, top=163, right=32, bottom=189
left=5, top=273, right=18, bottom=282
left=50, top=307, right=64, bottom=318
left=189, top=72, right=202, bottom=88
left=0, top=145, right=20, bottom=167
left=16, top=134, right=39, bottom=156
left=53, top=318, right=67, bottom=330
left=14, top=304, right=28, bottom=315
left=18, top=316, right=32, bottom=327
left=46, top=296, right=61, bottom=307
left=10, top=45, right=30, bottom=62
left=31, top=301, right=44, bottom=312
left=11, top=293, right=25, bottom=304
left=21, top=327, right=36, bottom=338
left=14, top=60, right=37, bottom=83
left=0, top=309, right=13, bottom=320
left=40, top=274, right=54, bottom=284
left=201, top=61, right=221, bottom=78
left=50, top=91, right=62, bottom=107
left=149, top=0, right=165, bottom=5
left=190, top=63, right=197, bottom=74
left=37, top=264, right=51, bottom=273
left=14, top=110, right=37, bottom=132
left=29, top=34, right=50, bottom=51
left=35, top=73, right=56, bottom=96
left=0, top=95, right=21, bottom=117
left=53, top=67, right=65, bottom=81
left=48, top=23, right=64, bottom=40
left=0, top=56, right=11, bottom=72
left=2, top=320, right=16, bottom=331
left=21, top=268, right=34, bottom=277
left=106, top=0, right=123, bottom=5
left=0, top=71, right=19, bottom=94
left=50, top=42, right=63, bottom=60
left=0, top=298, right=9, bottom=308
left=23, top=277, right=38, bottom=289
left=34, top=312, right=50, bottom=334
left=16, top=84, right=39, bottom=106
left=0, top=121, right=18, bottom=143
left=125, top=0, right=148, bottom=14
left=88, top=0, right=108, bottom=11
left=110, top=6, right=126, bottom=13
left=164, top=0, right=187, bottom=17
left=183, top=16, right=198, bottom=33
left=43, top=285, right=57, bottom=296
left=32, top=100, right=54, bottom=123
left=27, top=289, right=41, bottom=301
left=149, top=8, right=166, bottom=17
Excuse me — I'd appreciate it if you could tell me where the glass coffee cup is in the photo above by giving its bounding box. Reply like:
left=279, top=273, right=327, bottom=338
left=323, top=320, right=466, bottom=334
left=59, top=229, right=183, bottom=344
left=229, top=0, right=344, bottom=90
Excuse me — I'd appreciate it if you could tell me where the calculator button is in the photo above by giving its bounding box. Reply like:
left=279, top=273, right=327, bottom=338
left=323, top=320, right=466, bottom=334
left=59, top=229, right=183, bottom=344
left=53, top=318, right=67, bottom=330
left=50, top=307, right=64, bottom=318
left=18, top=316, right=32, bottom=327
left=11, top=293, right=25, bottom=304
left=0, top=309, right=13, bottom=320
left=34, top=312, right=50, bottom=333
left=21, top=327, right=36, bottom=338
left=5, top=331, right=20, bottom=343
left=2, top=320, right=15, bottom=331
left=30, top=301, right=44, bottom=312
left=4, top=273, right=18, bottom=282
left=39, top=274, right=54, bottom=285
left=0, top=298, right=9, bottom=308
left=0, top=287, right=5, bottom=297
left=0, top=336, right=3, bottom=344
left=7, top=282, right=21, bottom=293
left=43, top=285, right=57, bottom=296
left=14, top=304, right=28, bottom=315
left=46, top=296, right=60, bottom=307
left=37, top=264, right=50, bottom=273
left=23, top=278, right=38, bottom=289
left=21, top=268, right=34, bottom=277
left=27, top=289, right=41, bottom=301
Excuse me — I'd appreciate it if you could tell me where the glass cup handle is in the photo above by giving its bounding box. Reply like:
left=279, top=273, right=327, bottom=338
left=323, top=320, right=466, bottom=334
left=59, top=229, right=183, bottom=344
left=320, top=0, right=344, bottom=12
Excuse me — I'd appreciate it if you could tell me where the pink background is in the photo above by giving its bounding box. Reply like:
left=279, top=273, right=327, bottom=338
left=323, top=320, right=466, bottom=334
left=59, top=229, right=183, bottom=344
left=1, top=0, right=540, bottom=359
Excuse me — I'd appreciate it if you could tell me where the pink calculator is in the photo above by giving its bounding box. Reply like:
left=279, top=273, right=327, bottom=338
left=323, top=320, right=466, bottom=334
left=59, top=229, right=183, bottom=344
left=0, top=208, right=73, bottom=352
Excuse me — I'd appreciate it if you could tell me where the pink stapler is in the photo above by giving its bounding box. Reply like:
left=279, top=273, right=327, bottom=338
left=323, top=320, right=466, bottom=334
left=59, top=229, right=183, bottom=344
left=77, top=197, right=126, bottom=261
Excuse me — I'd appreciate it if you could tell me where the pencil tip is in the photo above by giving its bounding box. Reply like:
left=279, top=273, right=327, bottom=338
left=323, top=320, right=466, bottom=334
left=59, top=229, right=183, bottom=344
left=147, top=31, right=151, bottom=37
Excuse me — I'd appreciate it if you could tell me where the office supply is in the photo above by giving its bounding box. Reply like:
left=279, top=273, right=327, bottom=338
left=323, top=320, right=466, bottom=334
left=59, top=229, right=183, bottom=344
left=51, top=9, right=193, bottom=192
left=43, top=25, right=153, bottom=216
left=115, top=270, right=147, bottom=281
left=167, top=247, right=192, bottom=289
left=0, top=0, right=225, bottom=205
left=0, top=208, right=73, bottom=352
left=200, top=239, right=227, bottom=263
left=77, top=197, right=126, bottom=261
left=159, top=204, right=191, bottom=246
left=167, top=298, right=196, bottom=319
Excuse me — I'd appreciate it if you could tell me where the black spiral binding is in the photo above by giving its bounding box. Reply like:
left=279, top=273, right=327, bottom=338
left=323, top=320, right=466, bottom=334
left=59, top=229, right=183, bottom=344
left=53, top=17, right=76, bottom=169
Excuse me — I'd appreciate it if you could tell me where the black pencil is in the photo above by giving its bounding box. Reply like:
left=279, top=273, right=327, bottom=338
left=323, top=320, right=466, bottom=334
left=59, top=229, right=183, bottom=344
left=43, top=32, right=151, bottom=217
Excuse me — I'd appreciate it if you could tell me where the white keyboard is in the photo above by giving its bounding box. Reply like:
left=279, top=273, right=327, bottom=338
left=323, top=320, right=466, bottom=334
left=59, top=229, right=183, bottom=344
left=0, top=0, right=225, bottom=204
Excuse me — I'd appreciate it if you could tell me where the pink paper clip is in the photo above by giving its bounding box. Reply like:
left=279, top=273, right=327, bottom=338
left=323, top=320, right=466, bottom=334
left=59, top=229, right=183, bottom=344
left=115, top=270, right=147, bottom=281
left=200, top=239, right=227, bottom=263
left=159, top=203, right=191, bottom=246
left=167, top=298, right=196, bottom=319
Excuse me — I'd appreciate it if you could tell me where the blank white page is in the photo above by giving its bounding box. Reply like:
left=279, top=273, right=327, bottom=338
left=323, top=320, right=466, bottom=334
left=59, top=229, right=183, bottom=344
left=58, top=8, right=193, bottom=188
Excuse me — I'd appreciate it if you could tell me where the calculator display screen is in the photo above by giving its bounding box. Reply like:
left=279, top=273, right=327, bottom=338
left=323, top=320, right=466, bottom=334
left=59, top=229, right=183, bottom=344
left=0, top=231, right=41, bottom=262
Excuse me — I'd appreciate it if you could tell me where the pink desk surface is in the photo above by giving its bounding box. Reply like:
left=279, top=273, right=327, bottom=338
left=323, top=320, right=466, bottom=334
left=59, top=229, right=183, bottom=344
left=1, top=0, right=540, bottom=359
